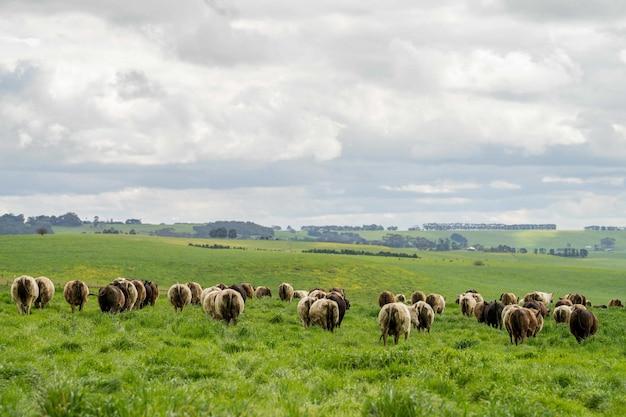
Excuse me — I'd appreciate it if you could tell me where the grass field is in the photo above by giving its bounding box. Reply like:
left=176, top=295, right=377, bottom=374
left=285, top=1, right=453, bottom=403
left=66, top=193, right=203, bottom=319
left=1, top=234, right=625, bottom=417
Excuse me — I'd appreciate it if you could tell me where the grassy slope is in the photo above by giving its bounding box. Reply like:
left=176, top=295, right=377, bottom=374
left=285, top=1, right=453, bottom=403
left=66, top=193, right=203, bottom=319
left=1, top=234, right=625, bottom=417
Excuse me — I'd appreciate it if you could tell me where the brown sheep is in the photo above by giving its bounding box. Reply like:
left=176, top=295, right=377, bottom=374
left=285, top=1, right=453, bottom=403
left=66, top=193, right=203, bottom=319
left=34, top=276, right=55, bottom=309
left=228, top=284, right=248, bottom=303
left=499, top=292, right=517, bottom=305
left=608, top=299, right=623, bottom=307
left=411, top=291, right=426, bottom=304
left=474, top=300, right=487, bottom=323
left=255, top=286, right=272, bottom=298
left=523, top=291, right=553, bottom=305
left=186, top=282, right=203, bottom=305
left=507, top=308, right=531, bottom=345
left=131, top=280, right=146, bottom=309
left=460, top=294, right=477, bottom=317
left=425, top=293, right=445, bottom=314
left=309, top=298, right=340, bottom=332
left=378, top=302, right=411, bottom=345
left=569, top=304, right=598, bottom=343
left=202, top=289, right=222, bottom=319
left=11, top=275, right=39, bottom=315
left=378, top=291, right=394, bottom=308
left=484, top=301, right=504, bottom=329
left=241, top=283, right=255, bottom=299
left=501, top=304, right=521, bottom=328
left=215, top=289, right=245, bottom=325
left=279, top=282, right=295, bottom=302
left=142, top=281, right=158, bottom=307
left=394, top=293, right=406, bottom=303
left=567, top=293, right=587, bottom=306
left=413, top=301, right=434, bottom=332
left=553, top=305, right=573, bottom=324
left=329, top=287, right=346, bottom=297
left=98, top=285, right=125, bottom=313
left=308, top=289, right=327, bottom=300
left=113, top=278, right=137, bottom=311
left=326, top=292, right=347, bottom=327
left=555, top=298, right=573, bottom=308
left=168, top=283, right=192, bottom=312
left=293, top=290, right=308, bottom=299
left=63, top=280, right=89, bottom=313
left=297, top=296, right=315, bottom=328
left=523, top=300, right=548, bottom=318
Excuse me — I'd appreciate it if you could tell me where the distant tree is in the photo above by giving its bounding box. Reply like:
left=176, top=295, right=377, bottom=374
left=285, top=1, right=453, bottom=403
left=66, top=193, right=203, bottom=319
left=129, top=229, right=137, bottom=235
left=519, top=248, right=528, bottom=254
left=209, top=227, right=228, bottom=238
left=93, top=216, right=100, bottom=227
left=228, top=229, right=237, bottom=239
left=36, top=227, right=48, bottom=236
left=600, top=237, right=616, bottom=250
left=450, top=233, right=468, bottom=248
left=387, top=226, right=398, bottom=231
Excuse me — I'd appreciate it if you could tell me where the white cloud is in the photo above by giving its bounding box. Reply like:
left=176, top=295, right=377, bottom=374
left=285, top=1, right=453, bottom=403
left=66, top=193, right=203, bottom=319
left=382, top=182, right=480, bottom=194
left=542, top=176, right=624, bottom=186
left=489, top=180, right=521, bottom=190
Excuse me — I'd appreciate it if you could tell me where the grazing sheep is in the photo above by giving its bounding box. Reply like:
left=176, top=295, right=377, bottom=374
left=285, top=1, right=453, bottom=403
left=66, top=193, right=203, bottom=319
left=329, top=287, right=346, bottom=297
left=131, top=280, right=146, bottom=309
left=394, top=293, right=406, bottom=303
left=34, top=276, right=55, bottom=309
left=297, top=296, right=315, bottom=328
left=187, top=282, right=203, bottom=305
left=326, top=292, right=347, bottom=327
left=501, top=304, right=521, bottom=328
left=308, top=289, right=327, bottom=300
left=200, top=286, right=222, bottom=305
left=377, top=302, right=411, bottom=345
left=63, top=280, right=89, bottom=313
left=228, top=284, right=248, bottom=303
left=425, top=293, right=445, bottom=314
left=608, top=299, right=623, bottom=308
left=484, top=301, right=504, bottom=329
left=141, top=281, right=158, bottom=307
left=293, top=290, right=308, bottom=299
left=215, top=289, right=245, bottom=325
left=279, top=282, right=295, bottom=302
left=98, top=285, right=125, bottom=313
left=378, top=291, right=394, bottom=308
left=523, top=300, right=548, bottom=318
left=523, top=291, right=553, bottom=305
left=255, top=286, right=272, bottom=298
left=309, top=298, right=340, bottom=332
left=168, top=284, right=192, bottom=312
left=241, top=283, right=255, bottom=299
left=553, top=305, right=573, bottom=324
left=413, top=301, right=434, bottom=332
left=202, top=289, right=222, bottom=319
left=569, top=304, right=598, bottom=343
left=566, top=293, right=587, bottom=306
left=11, top=275, right=39, bottom=315
left=555, top=298, right=573, bottom=308
left=113, top=278, right=137, bottom=311
left=527, top=308, right=544, bottom=336
left=411, top=291, right=426, bottom=304
left=507, top=308, right=531, bottom=345
left=499, top=292, right=517, bottom=305
left=474, top=301, right=487, bottom=323
left=460, top=294, right=477, bottom=317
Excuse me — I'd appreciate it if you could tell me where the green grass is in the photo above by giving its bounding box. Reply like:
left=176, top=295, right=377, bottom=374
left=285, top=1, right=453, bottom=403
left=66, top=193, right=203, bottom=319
left=1, top=234, right=625, bottom=416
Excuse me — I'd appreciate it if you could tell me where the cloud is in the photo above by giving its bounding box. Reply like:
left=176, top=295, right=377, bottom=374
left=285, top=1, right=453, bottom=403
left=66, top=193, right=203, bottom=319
left=542, top=176, right=624, bottom=186
left=489, top=180, right=521, bottom=190
left=381, top=182, right=480, bottom=194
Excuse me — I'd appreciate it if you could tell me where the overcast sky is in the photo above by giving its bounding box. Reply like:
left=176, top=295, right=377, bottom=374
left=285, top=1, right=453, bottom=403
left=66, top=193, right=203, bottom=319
left=2, top=0, right=626, bottom=229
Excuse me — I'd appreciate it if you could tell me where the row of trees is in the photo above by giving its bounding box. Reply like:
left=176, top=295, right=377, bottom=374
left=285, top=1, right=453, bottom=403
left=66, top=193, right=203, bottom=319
left=422, top=223, right=557, bottom=231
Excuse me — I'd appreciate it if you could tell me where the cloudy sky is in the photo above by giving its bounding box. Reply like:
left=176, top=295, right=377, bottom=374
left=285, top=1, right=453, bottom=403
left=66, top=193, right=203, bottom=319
left=2, top=0, right=626, bottom=229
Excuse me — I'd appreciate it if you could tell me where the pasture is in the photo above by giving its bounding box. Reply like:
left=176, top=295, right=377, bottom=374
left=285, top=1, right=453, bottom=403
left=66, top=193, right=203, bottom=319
left=1, top=234, right=625, bottom=417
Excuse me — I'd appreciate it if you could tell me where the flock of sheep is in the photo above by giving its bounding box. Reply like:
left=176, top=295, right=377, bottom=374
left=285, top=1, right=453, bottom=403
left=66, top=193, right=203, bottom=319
left=377, top=289, right=624, bottom=346
left=9, top=275, right=623, bottom=347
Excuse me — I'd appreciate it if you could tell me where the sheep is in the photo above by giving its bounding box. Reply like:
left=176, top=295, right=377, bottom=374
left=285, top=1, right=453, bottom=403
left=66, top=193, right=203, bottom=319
left=34, top=276, right=55, bottom=309
left=200, top=286, right=222, bottom=306
left=523, top=300, right=548, bottom=318
left=131, top=280, right=146, bottom=309
left=501, top=304, right=521, bottom=329
left=142, top=281, right=158, bottom=307
left=329, top=287, right=346, bottom=297
left=569, top=304, right=598, bottom=343
left=506, top=308, right=531, bottom=345
left=394, top=293, right=407, bottom=303
left=460, top=294, right=477, bottom=317
left=186, top=282, right=203, bottom=305
left=413, top=301, right=434, bottom=332
left=279, top=282, right=295, bottom=302
left=63, top=280, right=89, bottom=313
left=523, top=291, right=553, bottom=305
left=168, top=283, right=192, bottom=312
left=309, top=289, right=327, bottom=300
left=255, top=286, right=272, bottom=298
left=410, top=291, right=426, bottom=304
left=553, top=305, right=573, bottom=324
left=113, top=278, right=137, bottom=311
left=499, top=292, right=517, bottom=305
left=11, top=275, right=39, bottom=315
left=297, top=296, right=315, bottom=328
left=228, top=284, right=248, bottom=303
left=378, top=291, right=394, bottom=308
left=566, top=293, right=587, bottom=306
left=474, top=300, right=487, bottom=323
left=202, top=289, right=222, bottom=319
left=555, top=298, right=573, bottom=308
left=608, top=299, right=623, bottom=308
left=377, top=302, right=411, bottom=345
left=309, top=298, right=339, bottom=332
left=484, top=301, right=504, bottom=329
left=425, top=293, right=445, bottom=314
left=326, top=292, right=347, bottom=327
left=526, top=307, right=544, bottom=336
left=98, top=284, right=125, bottom=313
left=241, top=283, right=255, bottom=299
left=215, top=289, right=245, bottom=325
left=293, top=290, right=308, bottom=299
